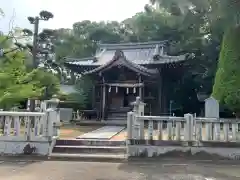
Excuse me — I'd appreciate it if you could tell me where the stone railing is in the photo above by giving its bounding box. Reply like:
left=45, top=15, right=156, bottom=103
left=0, top=111, right=47, bottom=141
left=127, top=112, right=191, bottom=143
left=127, top=113, right=240, bottom=142
left=194, top=117, right=240, bottom=142
left=0, top=96, right=61, bottom=156
left=127, top=97, right=240, bottom=159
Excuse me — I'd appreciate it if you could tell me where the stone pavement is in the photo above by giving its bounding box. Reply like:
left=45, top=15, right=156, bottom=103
left=0, top=160, right=240, bottom=180
left=77, top=126, right=125, bottom=139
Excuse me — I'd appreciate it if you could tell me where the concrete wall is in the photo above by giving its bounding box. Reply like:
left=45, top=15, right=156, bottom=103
left=0, top=140, right=51, bottom=156
left=127, top=140, right=240, bottom=160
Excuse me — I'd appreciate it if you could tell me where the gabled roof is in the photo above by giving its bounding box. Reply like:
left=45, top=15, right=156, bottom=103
left=64, top=41, right=186, bottom=67
left=83, top=50, right=159, bottom=77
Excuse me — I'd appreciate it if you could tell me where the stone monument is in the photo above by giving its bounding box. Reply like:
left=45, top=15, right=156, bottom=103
left=205, top=97, right=219, bottom=118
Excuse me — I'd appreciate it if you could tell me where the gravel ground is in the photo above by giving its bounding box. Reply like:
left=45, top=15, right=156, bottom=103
left=0, top=160, right=240, bottom=180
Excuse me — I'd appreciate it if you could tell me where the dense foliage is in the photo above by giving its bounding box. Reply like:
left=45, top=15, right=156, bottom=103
left=212, top=26, right=240, bottom=115
left=66, top=75, right=94, bottom=109
left=0, top=33, right=60, bottom=109
left=0, top=51, right=40, bottom=109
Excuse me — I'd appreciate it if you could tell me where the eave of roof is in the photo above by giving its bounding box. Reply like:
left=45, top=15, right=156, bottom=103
left=83, top=50, right=159, bottom=77
left=63, top=40, right=187, bottom=69
left=64, top=54, right=186, bottom=66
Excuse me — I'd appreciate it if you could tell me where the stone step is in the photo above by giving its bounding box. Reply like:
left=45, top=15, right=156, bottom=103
left=49, top=153, right=127, bottom=162
left=106, top=117, right=127, bottom=121
left=108, top=113, right=127, bottom=117
left=53, top=145, right=126, bottom=154
left=107, top=116, right=127, bottom=119
left=108, top=108, right=131, bottom=113
left=56, top=139, right=126, bottom=146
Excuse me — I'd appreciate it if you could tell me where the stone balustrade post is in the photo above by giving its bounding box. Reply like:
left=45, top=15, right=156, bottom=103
left=133, top=114, right=140, bottom=140
left=205, top=122, right=212, bottom=141
left=175, top=121, right=181, bottom=141
left=44, top=95, right=61, bottom=139
left=126, top=111, right=134, bottom=157
left=223, top=122, right=229, bottom=141
left=127, top=112, right=134, bottom=140
left=232, top=122, right=237, bottom=141
left=131, top=97, right=145, bottom=140
left=167, top=122, right=172, bottom=140
left=214, top=123, right=220, bottom=141
left=184, top=114, right=194, bottom=141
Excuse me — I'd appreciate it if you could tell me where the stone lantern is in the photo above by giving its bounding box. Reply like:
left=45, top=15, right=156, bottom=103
left=46, top=94, right=60, bottom=109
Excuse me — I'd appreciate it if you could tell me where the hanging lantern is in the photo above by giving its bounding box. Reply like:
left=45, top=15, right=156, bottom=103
left=108, top=86, right=111, bottom=93
left=126, top=88, right=129, bottom=94
left=133, top=87, right=136, bottom=93
left=115, top=86, right=118, bottom=93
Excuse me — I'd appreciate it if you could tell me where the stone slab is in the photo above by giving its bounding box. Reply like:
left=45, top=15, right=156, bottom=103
left=76, top=126, right=125, bottom=140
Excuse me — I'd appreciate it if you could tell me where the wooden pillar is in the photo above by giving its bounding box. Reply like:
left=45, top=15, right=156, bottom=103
left=101, top=76, right=106, bottom=121
left=92, top=85, right=95, bottom=109
left=161, top=68, right=168, bottom=114
left=102, top=85, right=106, bottom=120
left=98, top=85, right=102, bottom=120
left=138, top=75, right=143, bottom=100
left=158, top=68, right=163, bottom=115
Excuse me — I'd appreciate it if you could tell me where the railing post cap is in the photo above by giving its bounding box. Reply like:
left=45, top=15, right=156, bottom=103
left=128, top=111, right=134, bottom=115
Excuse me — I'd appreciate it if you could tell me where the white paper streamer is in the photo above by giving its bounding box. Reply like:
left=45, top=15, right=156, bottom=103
left=116, top=86, right=118, bottom=93
left=108, top=87, right=111, bottom=92
left=133, top=87, right=136, bottom=93
left=126, top=88, right=129, bottom=94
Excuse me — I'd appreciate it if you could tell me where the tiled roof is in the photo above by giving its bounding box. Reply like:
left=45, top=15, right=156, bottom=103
left=98, top=41, right=167, bottom=50
left=64, top=41, right=186, bottom=66
left=83, top=50, right=159, bottom=77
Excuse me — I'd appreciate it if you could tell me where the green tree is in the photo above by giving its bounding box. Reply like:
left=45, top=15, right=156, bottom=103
left=54, top=20, right=127, bottom=62
left=0, top=52, right=42, bottom=109
left=141, top=2, right=218, bottom=113
left=211, top=1, right=240, bottom=115
left=66, top=75, right=94, bottom=109
left=212, top=26, right=240, bottom=115
left=147, top=0, right=240, bottom=115
left=0, top=30, right=60, bottom=108
left=32, top=69, right=60, bottom=100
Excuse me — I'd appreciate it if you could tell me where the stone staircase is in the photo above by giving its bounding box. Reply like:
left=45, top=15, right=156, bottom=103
left=50, top=139, right=127, bottom=162
left=107, top=112, right=128, bottom=121
left=106, top=107, right=130, bottom=121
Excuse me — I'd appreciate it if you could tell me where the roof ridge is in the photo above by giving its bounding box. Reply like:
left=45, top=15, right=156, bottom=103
left=64, top=56, right=95, bottom=62
left=98, top=40, right=167, bottom=48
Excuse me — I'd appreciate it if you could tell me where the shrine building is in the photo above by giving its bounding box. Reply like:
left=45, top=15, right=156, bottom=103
left=64, top=41, right=186, bottom=121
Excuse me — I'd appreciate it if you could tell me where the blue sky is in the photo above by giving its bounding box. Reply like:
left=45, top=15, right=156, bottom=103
left=0, top=0, right=148, bottom=33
